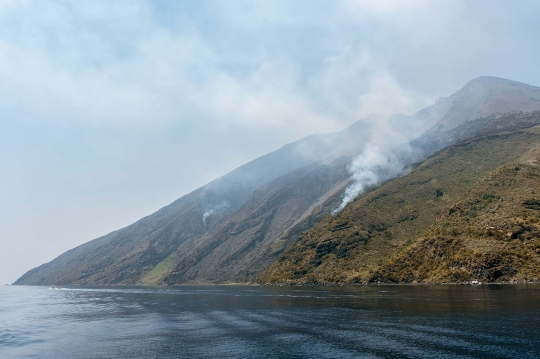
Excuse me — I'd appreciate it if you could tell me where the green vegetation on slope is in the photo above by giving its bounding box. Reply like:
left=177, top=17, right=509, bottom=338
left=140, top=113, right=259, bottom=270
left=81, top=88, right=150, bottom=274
left=140, top=252, right=178, bottom=284
left=257, top=126, right=540, bottom=285
left=371, top=163, right=540, bottom=283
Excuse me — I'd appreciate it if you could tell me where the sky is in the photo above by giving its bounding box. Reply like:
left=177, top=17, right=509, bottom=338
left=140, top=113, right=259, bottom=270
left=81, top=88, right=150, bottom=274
left=1, top=0, right=540, bottom=284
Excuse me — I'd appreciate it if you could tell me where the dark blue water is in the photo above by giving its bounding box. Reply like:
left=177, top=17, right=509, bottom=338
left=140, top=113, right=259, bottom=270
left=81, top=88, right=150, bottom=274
left=1, top=285, right=539, bottom=358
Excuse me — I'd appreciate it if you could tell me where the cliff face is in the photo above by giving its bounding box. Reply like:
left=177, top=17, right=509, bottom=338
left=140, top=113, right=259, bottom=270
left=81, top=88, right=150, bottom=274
left=15, top=77, right=540, bottom=286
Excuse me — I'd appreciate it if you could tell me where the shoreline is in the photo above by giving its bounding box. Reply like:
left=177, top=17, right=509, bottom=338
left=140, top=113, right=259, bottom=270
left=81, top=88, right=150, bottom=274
left=11, top=280, right=540, bottom=288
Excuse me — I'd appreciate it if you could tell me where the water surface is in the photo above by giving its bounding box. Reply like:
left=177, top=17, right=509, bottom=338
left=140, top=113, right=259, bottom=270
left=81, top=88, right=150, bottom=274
left=1, top=284, right=539, bottom=358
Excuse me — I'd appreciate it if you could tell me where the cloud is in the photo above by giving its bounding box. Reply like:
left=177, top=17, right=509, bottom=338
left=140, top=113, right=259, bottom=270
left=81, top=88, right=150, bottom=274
left=0, top=0, right=23, bottom=12
left=0, top=5, right=433, bottom=151
left=343, top=0, right=431, bottom=19
left=0, top=40, right=168, bottom=125
left=0, top=4, right=339, bottom=135
left=310, top=46, right=435, bottom=128
left=356, top=72, right=432, bottom=118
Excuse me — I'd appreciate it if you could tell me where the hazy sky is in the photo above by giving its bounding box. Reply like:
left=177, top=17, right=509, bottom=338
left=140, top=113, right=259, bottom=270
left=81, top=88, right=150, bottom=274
left=1, top=0, right=540, bottom=284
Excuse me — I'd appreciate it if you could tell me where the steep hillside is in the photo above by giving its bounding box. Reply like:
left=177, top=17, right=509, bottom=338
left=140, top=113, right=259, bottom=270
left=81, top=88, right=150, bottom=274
left=14, top=124, right=363, bottom=285
left=156, top=78, right=540, bottom=285
left=371, top=163, right=540, bottom=284
left=15, top=77, right=540, bottom=286
left=257, top=118, right=540, bottom=285
left=150, top=158, right=350, bottom=284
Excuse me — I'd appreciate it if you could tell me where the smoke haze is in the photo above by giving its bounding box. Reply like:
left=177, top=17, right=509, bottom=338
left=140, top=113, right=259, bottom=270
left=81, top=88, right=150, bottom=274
left=2, top=0, right=540, bottom=284
left=333, top=143, right=411, bottom=214
left=331, top=103, right=444, bottom=214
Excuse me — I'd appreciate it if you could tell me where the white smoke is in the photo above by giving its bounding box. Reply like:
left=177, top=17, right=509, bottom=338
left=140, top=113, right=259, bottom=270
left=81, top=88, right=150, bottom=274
left=332, top=143, right=410, bottom=214
left=202, top=201, right=230, bottom=227
left=330, top=96, right=443, bottom=215
left=202, top=209, right=216, bottom=227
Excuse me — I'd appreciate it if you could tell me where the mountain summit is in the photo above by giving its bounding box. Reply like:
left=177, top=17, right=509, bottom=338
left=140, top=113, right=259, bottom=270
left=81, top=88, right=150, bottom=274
left=425, top=76, right=540, bottom=132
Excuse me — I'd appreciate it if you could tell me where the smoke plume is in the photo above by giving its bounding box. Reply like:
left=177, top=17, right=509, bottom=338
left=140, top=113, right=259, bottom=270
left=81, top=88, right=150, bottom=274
left=202, top=201, right=230, bottom=227
left=332, top=143, right=411, bottom=214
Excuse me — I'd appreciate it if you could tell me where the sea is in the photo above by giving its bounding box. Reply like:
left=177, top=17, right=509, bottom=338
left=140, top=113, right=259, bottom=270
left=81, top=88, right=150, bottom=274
left=0, top=284, right=539, bottom=358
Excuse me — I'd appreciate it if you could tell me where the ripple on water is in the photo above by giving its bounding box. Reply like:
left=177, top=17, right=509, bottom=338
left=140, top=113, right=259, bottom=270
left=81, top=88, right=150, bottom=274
left=0, top=285, right=539, bottom=359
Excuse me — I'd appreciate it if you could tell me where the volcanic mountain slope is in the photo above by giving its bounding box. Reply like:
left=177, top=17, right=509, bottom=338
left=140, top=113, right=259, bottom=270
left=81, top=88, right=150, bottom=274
left=274, top=110, right=540, bottom=262
left=15, top=77, right=540, bottom=286
left=257, top=114, right=540, bottom=285
left=371, top=162, right=540, bottom=284
left=13, top=121, right=368, bottom=285
left=154, top=158, right=351, bottom=284
left=139, top=78, right=540, bottom=285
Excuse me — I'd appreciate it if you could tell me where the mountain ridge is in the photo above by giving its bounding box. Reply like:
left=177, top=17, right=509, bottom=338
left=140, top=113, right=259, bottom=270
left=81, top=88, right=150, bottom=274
left=15, top=76, right=540, bottom=286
